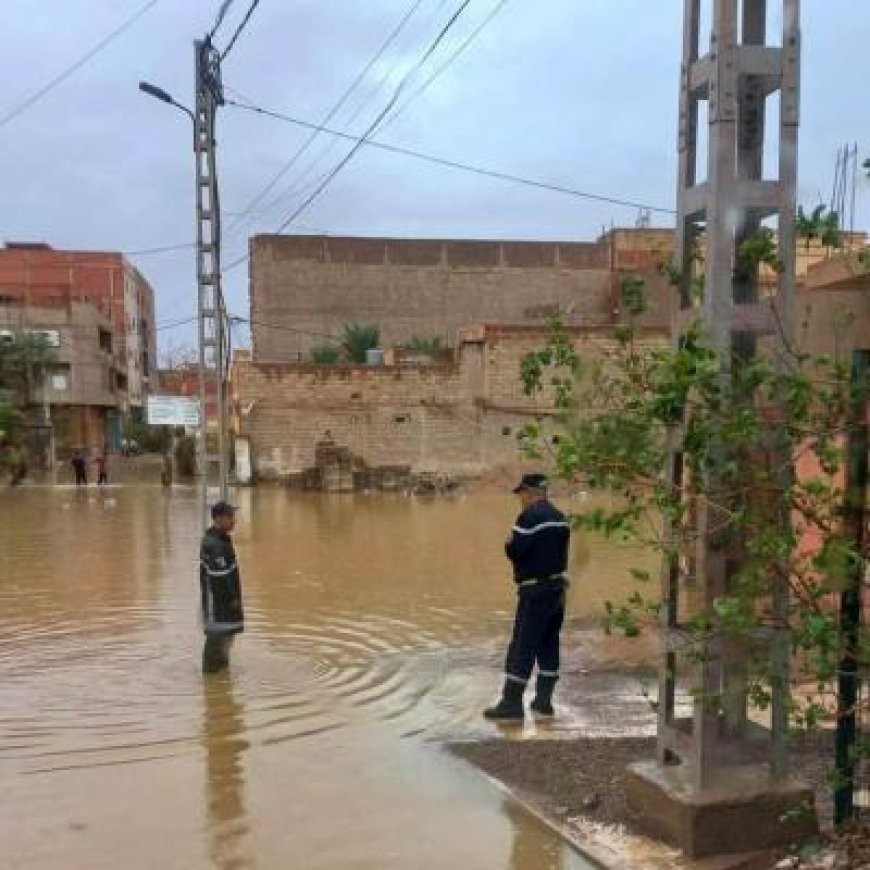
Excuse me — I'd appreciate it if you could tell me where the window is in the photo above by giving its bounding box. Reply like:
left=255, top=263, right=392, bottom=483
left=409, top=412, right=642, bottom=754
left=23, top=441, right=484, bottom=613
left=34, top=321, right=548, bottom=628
left=98, top=328, right=113, bottom=353
left=46, top=364, right=71, bottom=392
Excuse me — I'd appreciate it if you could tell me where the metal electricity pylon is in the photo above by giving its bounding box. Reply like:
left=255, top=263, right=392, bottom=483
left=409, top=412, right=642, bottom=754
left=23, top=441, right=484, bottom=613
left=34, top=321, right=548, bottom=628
left=662, top=0, right=801, bottom=786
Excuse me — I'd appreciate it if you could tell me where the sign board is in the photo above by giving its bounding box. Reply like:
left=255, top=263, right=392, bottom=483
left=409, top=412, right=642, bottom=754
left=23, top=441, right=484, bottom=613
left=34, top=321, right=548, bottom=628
left=146, top=395, right=201, bottom=427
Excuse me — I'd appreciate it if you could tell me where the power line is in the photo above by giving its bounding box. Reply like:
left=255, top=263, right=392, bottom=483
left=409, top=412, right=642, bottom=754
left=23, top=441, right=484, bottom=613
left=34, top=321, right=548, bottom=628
left=380, top=0, right=511, bottom=132
left=225, top=0, right=427, bottom=234
left=156, top=315, right=198, bottom=332
left=220, top=0, right=263, bottom=61
left=266, top=0, right=475, bottom=239
left=237, top=316, right=341, bottom=342
left=126, top=242, right=194, bottom=256
left=209, top=0, right=236, bottom=39
left=0, top=0, right=161, bottom=130
left=222, top=97, right=674, bottom=268
left=252, top=0, right=454, bottom=221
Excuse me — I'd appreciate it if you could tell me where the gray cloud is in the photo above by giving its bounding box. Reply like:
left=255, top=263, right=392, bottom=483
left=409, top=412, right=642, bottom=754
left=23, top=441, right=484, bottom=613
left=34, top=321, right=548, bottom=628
left=1, top=0, right=868, bottom=351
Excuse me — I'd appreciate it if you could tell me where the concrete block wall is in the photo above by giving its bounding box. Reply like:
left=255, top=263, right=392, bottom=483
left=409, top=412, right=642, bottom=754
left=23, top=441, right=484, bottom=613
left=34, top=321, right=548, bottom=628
left=249, top=235, right=614, bottom=361
left=233, top=325, right=672, bottom=481
left=234, top=361, right=497, bottom=477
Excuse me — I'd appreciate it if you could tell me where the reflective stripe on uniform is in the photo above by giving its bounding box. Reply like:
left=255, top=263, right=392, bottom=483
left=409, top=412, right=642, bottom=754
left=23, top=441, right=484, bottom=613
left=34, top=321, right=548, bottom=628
left=206, top=620, right=243, bottom=633
left=538, top=669, right=559, bottom=678
left=505, top=672, right=528, bottom=685
left=518, top=574, right=567, bottom=587
left=201, top=560, right=238, bottom=577
left=511, top=521, right=570, bottom=536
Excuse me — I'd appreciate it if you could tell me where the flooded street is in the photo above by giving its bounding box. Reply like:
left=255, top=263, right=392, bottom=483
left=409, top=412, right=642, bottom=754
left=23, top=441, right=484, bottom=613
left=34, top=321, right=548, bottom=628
left=0, top=486, right=649, bottom=869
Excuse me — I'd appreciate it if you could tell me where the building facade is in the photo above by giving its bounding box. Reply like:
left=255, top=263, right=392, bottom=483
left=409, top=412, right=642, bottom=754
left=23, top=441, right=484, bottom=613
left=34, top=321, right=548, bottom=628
left=0, top=243, right=157, bottom=418
left=0, top=299, right=125, bottom=455
left=248, top=231, right=678, bottom=361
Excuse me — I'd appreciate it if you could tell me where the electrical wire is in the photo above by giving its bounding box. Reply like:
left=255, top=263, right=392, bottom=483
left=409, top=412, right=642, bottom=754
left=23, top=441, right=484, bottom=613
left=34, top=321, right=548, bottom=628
left=0, top=0, right=161, bottom=130
left=221, top=96, right=674, bottom=274
left=209, top=0, right=236, bottom=39
left=220, top=0, right=263, bottom=61
left=225, top=0, right=427, bottom=234
left=265, top=0, right=475, bottom=240
left=227, top=97, right=675, bottom=213
left=248, top=0, right=453, bottom=222
left=379, top=0, right=511, bottom=132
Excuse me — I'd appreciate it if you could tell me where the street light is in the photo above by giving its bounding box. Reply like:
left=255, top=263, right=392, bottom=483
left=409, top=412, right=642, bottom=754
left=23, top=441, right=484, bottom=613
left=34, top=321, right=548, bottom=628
left=139, top=82, right=217, bottom=525
left=139, top=59, right=229, bottom=523
left=138, top=81, right=195, bottom=124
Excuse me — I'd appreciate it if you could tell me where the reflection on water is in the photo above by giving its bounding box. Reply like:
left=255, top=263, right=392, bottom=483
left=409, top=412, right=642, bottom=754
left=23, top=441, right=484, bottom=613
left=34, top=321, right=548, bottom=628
left=203, top=675, right=250, bottom=870
left=0, top=487, right=643, bottom=868
left=504, top=799, right=571, bottom=870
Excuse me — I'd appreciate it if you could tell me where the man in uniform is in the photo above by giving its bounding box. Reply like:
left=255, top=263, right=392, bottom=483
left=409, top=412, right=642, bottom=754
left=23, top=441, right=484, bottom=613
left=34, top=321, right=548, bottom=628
left=200, top=501, right=245, bottom=674
left=484, top=473, right=570, bottom=721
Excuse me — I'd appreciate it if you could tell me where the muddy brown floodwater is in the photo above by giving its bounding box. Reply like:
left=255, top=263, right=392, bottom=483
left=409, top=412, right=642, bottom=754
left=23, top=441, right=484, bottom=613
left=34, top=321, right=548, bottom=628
left=0, top=485, right=653, bottom=869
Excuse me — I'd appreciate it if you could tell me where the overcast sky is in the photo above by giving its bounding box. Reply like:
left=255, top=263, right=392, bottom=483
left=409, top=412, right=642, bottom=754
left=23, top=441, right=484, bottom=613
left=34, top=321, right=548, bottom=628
left=1, top=1, right=868, bottom=356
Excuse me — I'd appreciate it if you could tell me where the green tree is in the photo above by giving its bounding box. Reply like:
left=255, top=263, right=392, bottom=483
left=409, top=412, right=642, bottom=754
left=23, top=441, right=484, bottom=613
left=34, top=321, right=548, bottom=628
left=341, top=322, right=380, bottom=364
left=0, top=334, right=56, bottom=431
left=311, top=343, right=342, bottom=365
left=519, top=263, right=860, bottom=734
left=797, top=204, right=842, bottom=252
left=405, top=335, right=444, bottom=355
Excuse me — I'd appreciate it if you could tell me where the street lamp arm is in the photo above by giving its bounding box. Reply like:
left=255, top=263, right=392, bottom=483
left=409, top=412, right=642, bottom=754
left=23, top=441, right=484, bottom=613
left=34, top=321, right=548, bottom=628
left=138, top=80, right=195, bottom=124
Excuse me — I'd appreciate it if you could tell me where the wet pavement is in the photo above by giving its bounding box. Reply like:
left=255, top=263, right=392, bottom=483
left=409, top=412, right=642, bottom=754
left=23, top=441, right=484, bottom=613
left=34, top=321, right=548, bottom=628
left=0, top=484, right=655, bottom=869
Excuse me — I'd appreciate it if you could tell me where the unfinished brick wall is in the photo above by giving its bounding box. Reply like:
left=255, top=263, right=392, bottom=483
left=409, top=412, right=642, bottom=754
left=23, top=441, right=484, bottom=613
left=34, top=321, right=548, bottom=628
left=234, top=360, right=499, bottom=477
left=249, top=235, right=614, bottom=361
left=234, top=324, right=671, bottom=480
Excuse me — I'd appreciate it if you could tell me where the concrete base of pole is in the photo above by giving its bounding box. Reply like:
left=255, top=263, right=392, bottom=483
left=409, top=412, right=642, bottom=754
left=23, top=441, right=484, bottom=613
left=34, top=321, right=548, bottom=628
left=624, top=760, right=818, bottom=858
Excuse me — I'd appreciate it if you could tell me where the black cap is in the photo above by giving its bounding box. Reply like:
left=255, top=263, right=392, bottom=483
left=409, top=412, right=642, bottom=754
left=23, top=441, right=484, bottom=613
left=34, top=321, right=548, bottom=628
left=512, top=473, right=549, bottom=493
left=210, top=500, right=237, bottom=519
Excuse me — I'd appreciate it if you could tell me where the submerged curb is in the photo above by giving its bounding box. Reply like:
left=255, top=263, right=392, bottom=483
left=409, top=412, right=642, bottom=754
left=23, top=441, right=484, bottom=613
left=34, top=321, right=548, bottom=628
left=457, top=752, right=779, bottom=870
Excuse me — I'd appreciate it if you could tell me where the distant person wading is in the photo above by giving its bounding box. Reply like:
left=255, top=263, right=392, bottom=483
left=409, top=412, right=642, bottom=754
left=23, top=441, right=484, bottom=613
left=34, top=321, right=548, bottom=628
left=199, top=501, right=245, bottom=674
left=484, top=473, right=570, bottom=722
left=71, top=449, right=88, bottom=486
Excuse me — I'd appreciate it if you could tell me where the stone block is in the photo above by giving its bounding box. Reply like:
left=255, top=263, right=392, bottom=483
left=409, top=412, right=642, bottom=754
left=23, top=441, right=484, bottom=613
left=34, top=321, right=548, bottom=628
left=624, top=761, right=818, bottom=858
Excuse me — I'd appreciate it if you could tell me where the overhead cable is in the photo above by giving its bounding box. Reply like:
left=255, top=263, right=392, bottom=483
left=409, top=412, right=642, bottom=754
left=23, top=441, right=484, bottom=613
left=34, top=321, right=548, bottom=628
left=226, top=0, right=427, bottom=232
left=220, top=0, right=263, bottom=61
left=209, top=0, right=236, bottom=39
left=267, top=0, right=475, bottom=239
left=380, top=0, right=512, bottom=132
left=256, top=0, right=454, bottom=218
left=0, top=0, right=161, bottom=130
left=225, top=98, right=676, bottom=212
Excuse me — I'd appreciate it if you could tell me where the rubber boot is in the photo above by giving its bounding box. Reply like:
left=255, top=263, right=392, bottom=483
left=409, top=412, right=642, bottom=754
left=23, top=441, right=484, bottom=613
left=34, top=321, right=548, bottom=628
left=483, top=678, right=525, bottom=721
left=530, top=674, right=558, bottom=718
left=202, top=634, right=229, bottom=674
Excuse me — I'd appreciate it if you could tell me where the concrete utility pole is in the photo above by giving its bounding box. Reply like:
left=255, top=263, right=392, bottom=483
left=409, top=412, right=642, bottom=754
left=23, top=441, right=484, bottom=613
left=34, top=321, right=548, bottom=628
left=625, top=1, right=817, bottom=858
left=194, top=37, right=229, bottom=521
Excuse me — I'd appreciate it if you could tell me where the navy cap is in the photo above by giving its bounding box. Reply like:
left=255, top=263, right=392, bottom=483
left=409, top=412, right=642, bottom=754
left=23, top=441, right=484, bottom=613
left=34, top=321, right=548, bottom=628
left=210, top=500, right=237, bottom=518
left=512, top=473, right=549, bottom=493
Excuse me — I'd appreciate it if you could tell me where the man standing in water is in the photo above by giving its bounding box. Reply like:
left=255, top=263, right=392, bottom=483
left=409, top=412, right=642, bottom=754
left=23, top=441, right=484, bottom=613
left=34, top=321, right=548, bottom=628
left=484, top=473, right=570, bottom=721
left=200, top=501, right=244, bottom=674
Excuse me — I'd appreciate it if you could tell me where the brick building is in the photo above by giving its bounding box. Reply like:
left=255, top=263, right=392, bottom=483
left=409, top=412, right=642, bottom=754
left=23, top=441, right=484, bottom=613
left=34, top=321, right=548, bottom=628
left=236, top=229, right=870, bottom=484
left=0, top=243, right=157, bottom=414
left=0, top=299, right=125, bottom=456
left=248, top=230, right=676, bottom=361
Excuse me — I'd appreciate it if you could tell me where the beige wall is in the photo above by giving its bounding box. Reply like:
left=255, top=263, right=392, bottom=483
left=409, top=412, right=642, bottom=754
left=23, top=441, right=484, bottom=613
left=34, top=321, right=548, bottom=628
left=249, top=235, right=617, bottom=361
left=796, top=285, right=870, bottom=359
left=233, top=325, right=670, bottom=480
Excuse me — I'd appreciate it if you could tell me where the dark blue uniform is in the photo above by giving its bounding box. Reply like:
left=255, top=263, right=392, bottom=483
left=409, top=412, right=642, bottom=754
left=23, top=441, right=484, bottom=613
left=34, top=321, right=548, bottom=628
left=503, top=499, right=570, bottom=688
left=200, top=525, right=244, bottom=672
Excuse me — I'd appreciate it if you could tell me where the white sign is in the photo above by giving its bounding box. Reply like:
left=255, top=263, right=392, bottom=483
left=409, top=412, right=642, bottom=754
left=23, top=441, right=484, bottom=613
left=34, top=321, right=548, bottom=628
left=146, top=395, right=201, bottom=427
